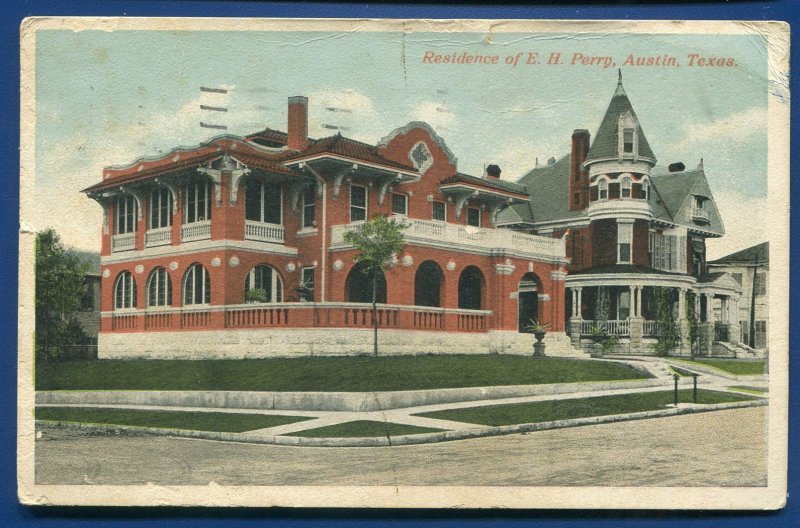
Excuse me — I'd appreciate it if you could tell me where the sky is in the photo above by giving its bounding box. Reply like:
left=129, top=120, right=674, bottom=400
left=33, top=26, right=771, bottom=259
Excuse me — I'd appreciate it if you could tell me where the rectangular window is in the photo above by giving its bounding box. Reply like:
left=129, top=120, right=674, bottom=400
left=754, top=320, right=767, bottom=348
left=185, top=180, right=211, bottom=223
left=617, top=222, right=632, bottom=263
left=350, top=184, right=367, bottom=222
left=149, top=188, right=173, bottom=229
left=466, top=207, right=480, bottom=227
left=300, top=267, right=315, bottom=301
left=245, top=180, right=282, bottom=224
left=302, top=186, right=316, bottom=228
left=623, top=128, right=634, bottom=153
left=391, top=193, right=408, bottom=216
left=115, top=195, right=137, bottom=234
left=754, top=273, right=767, bottom=295
left=432, top=201, right=446, bottom=221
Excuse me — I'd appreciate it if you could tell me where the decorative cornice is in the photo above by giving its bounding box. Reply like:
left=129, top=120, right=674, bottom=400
left=376, top=121, right=458, bottom=168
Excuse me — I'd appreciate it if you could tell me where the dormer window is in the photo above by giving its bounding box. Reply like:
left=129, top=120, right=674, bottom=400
left=623, top=129, right=634, bottom=153
left=617, top=111, right=638, bottom=159
left=598, top=179, right=608, bottom=200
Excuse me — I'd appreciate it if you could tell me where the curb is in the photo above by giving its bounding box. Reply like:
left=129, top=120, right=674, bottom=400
left=35, top=377, right=666, bottom=413
left=35, top=399, right=767, bottom=448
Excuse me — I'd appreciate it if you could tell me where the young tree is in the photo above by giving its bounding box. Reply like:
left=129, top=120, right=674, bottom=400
left=343, top=214, right=406, bottom=356
left=35, top=228, right=89, bottom=362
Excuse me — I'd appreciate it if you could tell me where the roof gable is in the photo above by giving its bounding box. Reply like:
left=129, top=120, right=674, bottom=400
left=650, top=166, right=724, bottom=235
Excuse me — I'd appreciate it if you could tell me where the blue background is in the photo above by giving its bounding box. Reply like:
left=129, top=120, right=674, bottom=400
left=4, top=1, right=797, bottom=526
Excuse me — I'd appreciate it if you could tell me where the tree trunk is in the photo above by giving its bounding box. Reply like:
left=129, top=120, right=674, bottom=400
left=372, top=268, right=378, bottom=356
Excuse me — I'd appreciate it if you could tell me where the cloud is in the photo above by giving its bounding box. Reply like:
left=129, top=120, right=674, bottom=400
left=668, top=106, right=767, bottom=154
left=705, top=188, right=768, bottom=261
left=407, top=101, right=457, bottom=135
left=306, top=88, right=383, bottom=142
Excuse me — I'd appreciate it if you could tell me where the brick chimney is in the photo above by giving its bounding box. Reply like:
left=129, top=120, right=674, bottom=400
left=484, top=164, right=501, bottom=179
left=569, top=129, right=590, bottom=211
left=287, top=96, right=308, bottom=151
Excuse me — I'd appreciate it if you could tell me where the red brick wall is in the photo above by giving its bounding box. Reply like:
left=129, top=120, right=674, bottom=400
left=633, top=219, right=650, bottom=267
left=592, top=219, right=617, bottom=267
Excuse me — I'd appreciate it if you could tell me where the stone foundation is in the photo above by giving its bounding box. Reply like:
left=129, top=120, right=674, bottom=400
left=98, top=329, right=578, bottom=359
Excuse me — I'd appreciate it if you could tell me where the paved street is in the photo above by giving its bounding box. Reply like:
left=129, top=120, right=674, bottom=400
left=35, top=406, right=767, bottom=487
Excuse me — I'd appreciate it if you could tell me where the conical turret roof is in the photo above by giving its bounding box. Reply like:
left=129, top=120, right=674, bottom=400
left=585, top=72, right=656, bottom=164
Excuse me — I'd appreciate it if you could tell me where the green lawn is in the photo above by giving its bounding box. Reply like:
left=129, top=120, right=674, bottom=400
left=36, top=407, right=313, bottom=433
left=415, top=389, right=759, bottom=427
left=35, top=356, right=649, bottom=392
left=729, top=386, right=768, bottom=395
left=288, top=420, right=444, bottom=438
left=680, top=359, right=767, bottom=376
left=668, top=365, right=697, bottom=377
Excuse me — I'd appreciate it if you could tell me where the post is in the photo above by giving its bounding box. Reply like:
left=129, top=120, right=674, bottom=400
left=692, top=373, right=699, bottom=403
left=673, top=373, right=680, bottom=406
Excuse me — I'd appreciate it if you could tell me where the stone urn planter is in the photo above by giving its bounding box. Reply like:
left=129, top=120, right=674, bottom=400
left=533, top=330, right=546, bottom=344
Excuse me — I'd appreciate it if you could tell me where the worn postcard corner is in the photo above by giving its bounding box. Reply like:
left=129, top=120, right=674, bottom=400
left=18, top=17, right=789, bottom=510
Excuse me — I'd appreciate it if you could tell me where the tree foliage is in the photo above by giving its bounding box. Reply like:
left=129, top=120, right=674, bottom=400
left=343, top=215, right=406, bottom=355
left=653, top=287, right=680, bottom=356
left=35, top=228, right=89, bottom=362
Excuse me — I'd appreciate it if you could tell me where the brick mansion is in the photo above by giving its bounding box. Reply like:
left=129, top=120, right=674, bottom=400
left=83, top=74, right=754, bottom=358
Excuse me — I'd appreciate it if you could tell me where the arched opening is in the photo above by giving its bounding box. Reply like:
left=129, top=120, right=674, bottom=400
left=414, top=261, right=444, bottom=307
left=244, top=264, right=283, bottom=303
left=114, top=270, right=137, bottom=309
left=518, top=272, right=541, bottom=332
left=147, top=267, right=172, bottom=307
left=183, top=263, right=210, bottom=305
left=345, top=261, right=387, bottom=303
left=458, top=266, right=484, bottom=310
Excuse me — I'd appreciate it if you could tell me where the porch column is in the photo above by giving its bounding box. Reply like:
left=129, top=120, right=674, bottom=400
left=727, top=295, right=741, bottom=345
left=698, top=293, right=715, bottom=356
left=678, top=288, right=691, bottom=356
left=625, top=285, right=642, bottom=354
left=569, top=286, right=583, bottom=346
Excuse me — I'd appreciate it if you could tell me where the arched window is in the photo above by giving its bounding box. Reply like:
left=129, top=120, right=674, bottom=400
left=345, top=262, right=386, bottom=303
left=414, top=261, right=444, bottom=307
left=147, top=267, right=172, bottom=307
left=114, top=271, right=137, bottom=309
left=244, top=265, right=283, bottom=303
left=621, top=176, right=632, bottom=199
left=183, top=263, right=210, bottom=305
left=458, top=266, right=485, bottom=310
left=245, top=178, right=282, bottom=225
left=184, top=180, right=212, bottom=224
left=149, top=188, right=173, bottom=229
left=598, top=179, right=608, bottom=200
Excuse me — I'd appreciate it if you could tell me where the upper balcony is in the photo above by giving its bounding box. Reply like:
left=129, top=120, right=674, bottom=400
left=691, top=207, right=710, bottom=224
left=330, top=218, right=566, bottom=261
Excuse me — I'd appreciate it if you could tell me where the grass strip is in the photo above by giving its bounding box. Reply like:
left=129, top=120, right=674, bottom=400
left=415, top=389, right=759, bottom=427
left=36, top=406, right=313, bottom=433
left=678, top=359, right=766, bottom=376
left=35, top=356, right=649, bottom=392
left=668, top=365, right=697, bottom=377
left=728, top=386, right=768, bottom=395
left=288, top=420, right=444, bottom=438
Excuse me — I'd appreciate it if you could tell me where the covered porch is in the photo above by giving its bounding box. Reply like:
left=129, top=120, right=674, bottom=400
left=565, top=269, right=743, bottom=356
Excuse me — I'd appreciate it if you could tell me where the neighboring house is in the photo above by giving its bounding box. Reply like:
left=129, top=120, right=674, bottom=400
left=83, top=97, right=571, bottom=359
left=498, top=73, right=746, bottom=357
left=68, top=249, right=101, bottom=354
left=707, top=242, right=769, bottom=354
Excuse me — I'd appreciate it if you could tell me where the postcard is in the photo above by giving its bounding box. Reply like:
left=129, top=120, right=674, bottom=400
left=18, top=17, right=789, bottom=509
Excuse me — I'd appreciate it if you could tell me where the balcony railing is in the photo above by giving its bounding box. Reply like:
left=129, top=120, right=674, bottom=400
left=244, top=220, right=285, bottom=244
left=579, top=319, right=630, bottom=337
left=104, top=303, right=492, bottom=334
left=181, top=220, right=211, bottom=243
left=643, top=320, right=662, bottom=337
left=145, top=226, right=172, bottom=248
left=331, top=219, right=565, bottom=260
left=691, top=207, right=710, bottom=223
left=111, top=232, right=136, bottom=253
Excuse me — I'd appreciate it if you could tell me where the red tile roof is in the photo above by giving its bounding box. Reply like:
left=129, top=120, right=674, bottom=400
left=285, top=133, right=415, bottom=171
left=439, top=173, right=529, bottom=197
